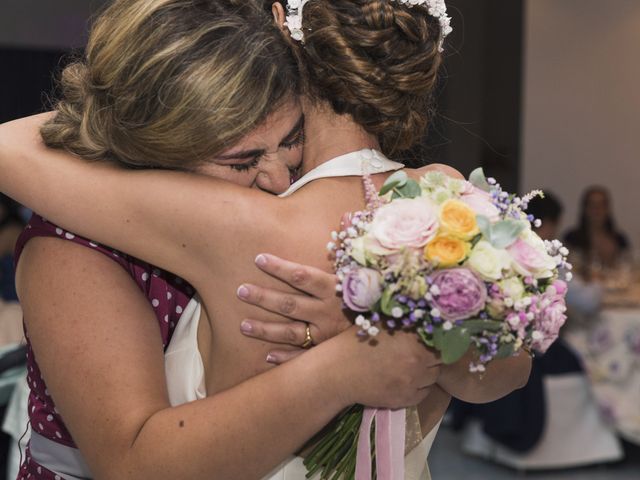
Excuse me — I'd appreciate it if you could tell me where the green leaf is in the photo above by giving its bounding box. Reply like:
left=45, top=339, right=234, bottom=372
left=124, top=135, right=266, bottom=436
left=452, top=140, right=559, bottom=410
left=469, top=168, right=491, bottom=192
left=461, top=319, right=504, bottom=335
left=439, top=328, right=472, bottom=364
left=495, top=343, right=516, bottom=359
left=380, top=288, right=400, bottom=316
left=490, top=220, right=526, bottom=249
left=379, top=171, right=408, bottom=196
left=417, top=327, right=434, bottom=347
left=396, top=179, right=422, bottom=199
left=476, top=215, right=491, bottom=239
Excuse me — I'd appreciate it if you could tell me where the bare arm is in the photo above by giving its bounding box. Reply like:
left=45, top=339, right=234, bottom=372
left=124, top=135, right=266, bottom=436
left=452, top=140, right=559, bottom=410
left=17, top=237, right=439, bottom=479
left=0, top=114, right=289, bottom=286
left=2, top=115, right=532, bottom=404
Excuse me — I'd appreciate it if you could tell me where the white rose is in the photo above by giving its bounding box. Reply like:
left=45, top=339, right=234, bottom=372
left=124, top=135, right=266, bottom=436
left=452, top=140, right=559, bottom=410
left=499, top=277, right=525, bottom=300
left=466, top=240, right=512, bottom=281
left=349, top=235, right=394, bottom=265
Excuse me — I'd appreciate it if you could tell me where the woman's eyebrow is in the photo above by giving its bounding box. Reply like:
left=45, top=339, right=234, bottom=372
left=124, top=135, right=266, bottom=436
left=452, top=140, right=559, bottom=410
left=216, top=115, right=304, bottom=160
left=215, top=148, right=265, bottom=161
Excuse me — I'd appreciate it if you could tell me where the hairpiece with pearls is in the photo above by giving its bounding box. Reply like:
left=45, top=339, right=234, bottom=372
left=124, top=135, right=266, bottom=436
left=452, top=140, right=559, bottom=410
left=284, top=0, right=452, bottom=50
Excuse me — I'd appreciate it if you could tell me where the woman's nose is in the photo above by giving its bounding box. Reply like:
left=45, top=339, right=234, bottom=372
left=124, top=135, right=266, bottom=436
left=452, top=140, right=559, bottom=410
left=255, top=158, right=292, bottom=195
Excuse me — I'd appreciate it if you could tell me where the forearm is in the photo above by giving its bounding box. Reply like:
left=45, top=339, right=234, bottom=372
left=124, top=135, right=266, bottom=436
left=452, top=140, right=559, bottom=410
left=437, top=348, right=532, bottom=404
left=107, top=340, right=349, bottom=479
left=0, top=114, right=260, bottom=283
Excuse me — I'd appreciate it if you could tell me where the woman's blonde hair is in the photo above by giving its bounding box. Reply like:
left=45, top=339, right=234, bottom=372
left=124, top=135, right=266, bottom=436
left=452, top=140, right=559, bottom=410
left=42, top=0, right=299, bottom=170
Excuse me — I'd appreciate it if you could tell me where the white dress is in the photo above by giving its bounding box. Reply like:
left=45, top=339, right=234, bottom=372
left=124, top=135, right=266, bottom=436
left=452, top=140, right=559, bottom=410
left=164, top=149, right=441, bottom=479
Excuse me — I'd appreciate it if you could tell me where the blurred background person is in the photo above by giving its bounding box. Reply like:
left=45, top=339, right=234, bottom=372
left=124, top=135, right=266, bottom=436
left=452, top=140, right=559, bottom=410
left=564, top=186, right=631, bottom=278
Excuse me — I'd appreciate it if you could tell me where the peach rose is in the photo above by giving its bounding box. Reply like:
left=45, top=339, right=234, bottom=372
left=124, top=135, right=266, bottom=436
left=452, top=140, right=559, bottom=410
left=439, top=199, right=480, bottom=240
left=425, top=235, right=470, bottom=267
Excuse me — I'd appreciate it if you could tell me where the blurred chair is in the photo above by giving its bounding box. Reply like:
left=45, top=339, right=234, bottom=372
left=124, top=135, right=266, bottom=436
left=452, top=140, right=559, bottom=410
left=460, top=372, right=623, bottom=469
left=451, top=340, right=623, bottom=470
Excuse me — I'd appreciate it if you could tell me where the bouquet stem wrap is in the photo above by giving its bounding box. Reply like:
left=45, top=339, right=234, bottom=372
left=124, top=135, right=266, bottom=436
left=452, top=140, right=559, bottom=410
left=355, top=408, right=406, bottom=480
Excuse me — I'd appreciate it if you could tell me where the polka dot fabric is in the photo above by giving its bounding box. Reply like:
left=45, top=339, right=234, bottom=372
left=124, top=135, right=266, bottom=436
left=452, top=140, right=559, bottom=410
left=14, top=214, right=194, bottom=479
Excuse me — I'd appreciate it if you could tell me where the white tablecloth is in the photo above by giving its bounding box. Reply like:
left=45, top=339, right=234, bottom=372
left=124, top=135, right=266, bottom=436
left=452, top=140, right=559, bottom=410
left=565, top=307, right=640, bottom=445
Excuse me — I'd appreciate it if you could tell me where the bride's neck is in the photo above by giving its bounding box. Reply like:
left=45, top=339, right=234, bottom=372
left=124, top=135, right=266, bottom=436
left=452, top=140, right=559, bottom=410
left=301, top=101, right=380, bottom=174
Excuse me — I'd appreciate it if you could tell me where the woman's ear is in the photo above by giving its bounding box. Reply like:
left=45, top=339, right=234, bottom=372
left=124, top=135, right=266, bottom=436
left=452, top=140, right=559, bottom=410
left=272, top=2, right=287, bottom=32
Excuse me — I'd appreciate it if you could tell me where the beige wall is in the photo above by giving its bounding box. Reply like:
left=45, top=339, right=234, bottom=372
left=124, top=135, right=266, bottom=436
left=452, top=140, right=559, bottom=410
left=521, top=0, right=640, bottom=247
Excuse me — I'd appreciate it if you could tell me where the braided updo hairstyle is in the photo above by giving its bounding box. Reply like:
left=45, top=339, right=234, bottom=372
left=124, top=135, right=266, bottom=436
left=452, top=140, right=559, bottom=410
left=285, top=0, right=443, bottom=156
left=42, top=0, right=299, bottom=170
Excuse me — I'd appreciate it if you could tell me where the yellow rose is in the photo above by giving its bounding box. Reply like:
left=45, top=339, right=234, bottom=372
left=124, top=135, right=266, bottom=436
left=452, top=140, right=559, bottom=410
left=424, top=235, right=470, bottom=267
left=439, top=199, right=479, bottom=240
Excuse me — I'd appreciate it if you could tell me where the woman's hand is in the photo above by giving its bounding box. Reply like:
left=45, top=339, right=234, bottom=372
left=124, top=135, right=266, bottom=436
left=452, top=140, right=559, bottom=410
left=237, top=253, right=351, bottom=361
left=331, top=327, right=443, bottom=409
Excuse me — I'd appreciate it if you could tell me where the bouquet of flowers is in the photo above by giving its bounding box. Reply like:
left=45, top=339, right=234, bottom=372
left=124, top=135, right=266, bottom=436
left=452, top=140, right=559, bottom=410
left=304, top=168, right=571, bottom=479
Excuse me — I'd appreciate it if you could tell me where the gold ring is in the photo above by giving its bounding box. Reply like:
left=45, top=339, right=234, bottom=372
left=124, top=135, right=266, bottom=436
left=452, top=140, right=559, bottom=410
left=301, top=323, right=314, bottom=349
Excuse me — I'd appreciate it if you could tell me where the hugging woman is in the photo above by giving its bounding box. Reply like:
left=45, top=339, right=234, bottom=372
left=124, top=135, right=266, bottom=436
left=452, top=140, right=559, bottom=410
left=0, top=0, right=531, bottom=478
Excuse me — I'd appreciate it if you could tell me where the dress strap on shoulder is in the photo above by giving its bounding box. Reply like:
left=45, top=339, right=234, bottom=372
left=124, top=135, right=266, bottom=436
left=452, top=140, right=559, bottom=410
left=280, top=149, right=403, bottom=197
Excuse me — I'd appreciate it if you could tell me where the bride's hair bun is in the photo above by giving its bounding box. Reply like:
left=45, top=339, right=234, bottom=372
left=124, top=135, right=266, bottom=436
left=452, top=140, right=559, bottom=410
left=297, top=0, right=443, bottom=155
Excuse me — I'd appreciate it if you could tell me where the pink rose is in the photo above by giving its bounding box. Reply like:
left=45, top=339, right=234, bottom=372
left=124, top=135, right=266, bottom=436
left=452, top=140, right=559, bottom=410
left=342, top=268, right=383, bottom=312
left=550, top=279, right=568, bottom=296
left=531, top=292, right=567, bottom=352
left=507, top=237, right=555, bottom=279
left=461, top=187, right=500, bottom=222
left=369, top=198, right=438, bottom=250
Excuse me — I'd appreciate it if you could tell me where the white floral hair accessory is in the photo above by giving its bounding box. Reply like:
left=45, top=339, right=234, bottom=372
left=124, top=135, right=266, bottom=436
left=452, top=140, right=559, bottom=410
left=284, top=0, right=452, bottom=50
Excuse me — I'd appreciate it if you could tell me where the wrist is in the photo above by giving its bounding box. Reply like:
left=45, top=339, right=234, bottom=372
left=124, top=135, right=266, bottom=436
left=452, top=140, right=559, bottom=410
left=299, top=331, right=357, bottom=410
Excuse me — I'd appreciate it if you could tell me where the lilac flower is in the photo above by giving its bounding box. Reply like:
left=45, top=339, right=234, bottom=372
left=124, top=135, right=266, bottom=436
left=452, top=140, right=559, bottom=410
left=342, top=267, right=383, bottom=312
left=429, top=268, right=487, bottom=321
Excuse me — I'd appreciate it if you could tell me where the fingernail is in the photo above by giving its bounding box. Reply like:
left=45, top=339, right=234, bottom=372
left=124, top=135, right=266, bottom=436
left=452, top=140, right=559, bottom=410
left=255, top=254, right=268, bottom=267
left=237, top=285, right=250, bottom=299
left=266, top=354, right=277, bottom=364
left=240, top=320, right=253, bottom=334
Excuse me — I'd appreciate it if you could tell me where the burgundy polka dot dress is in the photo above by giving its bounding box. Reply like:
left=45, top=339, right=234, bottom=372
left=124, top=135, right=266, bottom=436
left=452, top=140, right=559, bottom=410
left=14, top=215, right=193, bottom=479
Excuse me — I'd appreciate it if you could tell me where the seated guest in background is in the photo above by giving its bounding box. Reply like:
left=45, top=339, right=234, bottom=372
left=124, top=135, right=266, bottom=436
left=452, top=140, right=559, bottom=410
left=564, top=186, right=630, bottom=275
left=0, top=194, right=24, bottom=302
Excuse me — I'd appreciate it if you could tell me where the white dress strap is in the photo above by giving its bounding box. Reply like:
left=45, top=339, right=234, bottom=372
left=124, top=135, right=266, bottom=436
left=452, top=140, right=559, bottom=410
left=280, top=149, right=403, bottom=197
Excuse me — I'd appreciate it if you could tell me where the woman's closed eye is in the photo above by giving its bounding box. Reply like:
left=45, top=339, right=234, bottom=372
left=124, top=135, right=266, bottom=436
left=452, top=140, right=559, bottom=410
left=229, top=157, right=261, bottom=172
left=227, top=128, right=304, bottom=172
left=280, top=128, right=305, bottom=150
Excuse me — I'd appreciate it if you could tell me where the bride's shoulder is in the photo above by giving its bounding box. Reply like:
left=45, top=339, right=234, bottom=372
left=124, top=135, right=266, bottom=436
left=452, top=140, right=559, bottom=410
left=407, top=163, right=464, bottom=181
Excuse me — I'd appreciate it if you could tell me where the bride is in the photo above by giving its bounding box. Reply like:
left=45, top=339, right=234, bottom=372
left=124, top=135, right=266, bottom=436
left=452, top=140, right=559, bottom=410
left=0, top=0, right=531, bottom=478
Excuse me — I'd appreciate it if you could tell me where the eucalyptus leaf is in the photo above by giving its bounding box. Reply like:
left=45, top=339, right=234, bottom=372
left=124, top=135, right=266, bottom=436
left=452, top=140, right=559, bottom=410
left=476, top=215, right=492, bottom=239
left=397, top=179, right=422, bottom=199
left=439, top=328, right=472, bottom=364
left=379, top=170, right=408, bottom=196
left=489, top=220, right=526, bottom=249
left=469, top=168, right=491, bottom=192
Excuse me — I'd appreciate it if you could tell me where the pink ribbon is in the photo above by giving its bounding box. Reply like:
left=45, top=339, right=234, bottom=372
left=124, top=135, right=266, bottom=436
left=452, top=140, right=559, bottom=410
left=355, top=407, right=406, bottom=480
